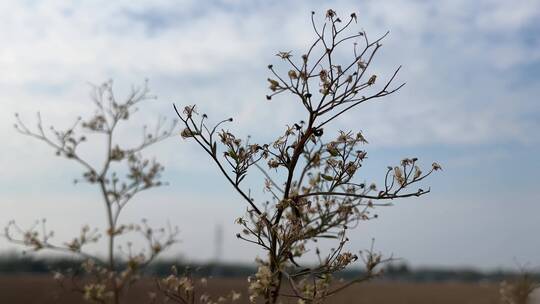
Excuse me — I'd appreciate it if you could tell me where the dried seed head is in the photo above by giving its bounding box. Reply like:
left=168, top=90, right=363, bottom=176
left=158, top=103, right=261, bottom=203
left=368, top=75, right=377, bottom=85
left=326, top=9, right=336, bottom=19
left=276, top=51, right=292, bottom=59
left=288, top=70, right=298, bottom=79
left=267, top=78, right=280, bottom=91
left=432, top=162, right=442, bottom=171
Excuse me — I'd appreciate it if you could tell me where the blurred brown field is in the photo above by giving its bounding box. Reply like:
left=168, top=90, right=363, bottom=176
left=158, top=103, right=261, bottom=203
left=0, top=275, right=501, bottom=304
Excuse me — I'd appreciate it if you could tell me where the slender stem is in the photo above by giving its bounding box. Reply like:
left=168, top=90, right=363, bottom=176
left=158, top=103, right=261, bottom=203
left=297, top=189, right=429, bottom=200
left=99, top=125, right=120, bottom=304
left=99, top=180, right=119, bottom=304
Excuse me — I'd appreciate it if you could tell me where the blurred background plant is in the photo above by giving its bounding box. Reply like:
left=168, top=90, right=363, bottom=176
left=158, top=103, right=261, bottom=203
left=500, top=264, right=540, bottom=304
left=4, top=80, right=179, bottom=303
left=155, top=265, right=242, bottom=304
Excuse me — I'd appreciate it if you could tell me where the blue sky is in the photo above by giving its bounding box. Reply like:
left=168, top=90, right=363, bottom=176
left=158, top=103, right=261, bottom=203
left=0, top=0, right=539, bottom=270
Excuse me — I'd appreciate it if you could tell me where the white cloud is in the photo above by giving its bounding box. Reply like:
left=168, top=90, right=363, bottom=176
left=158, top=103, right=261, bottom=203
left=1, top=0, right=538, bottom=146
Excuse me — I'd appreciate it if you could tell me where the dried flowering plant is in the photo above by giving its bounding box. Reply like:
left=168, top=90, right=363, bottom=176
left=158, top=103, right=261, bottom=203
left=155, top=266, right=242, bottom=304
left=174, top=9, right=440, bottom=304
left=4, top=80, right=179, bottom=304
left=500, top=266, right=540, bottom=304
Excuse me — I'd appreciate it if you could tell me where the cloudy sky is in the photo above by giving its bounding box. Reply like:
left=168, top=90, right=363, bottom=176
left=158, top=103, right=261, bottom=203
left=1, top=0, right=539, bottom=270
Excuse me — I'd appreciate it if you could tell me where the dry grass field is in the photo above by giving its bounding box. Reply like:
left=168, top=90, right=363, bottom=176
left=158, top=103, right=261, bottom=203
left=0, top=275, right=502, bottom=304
